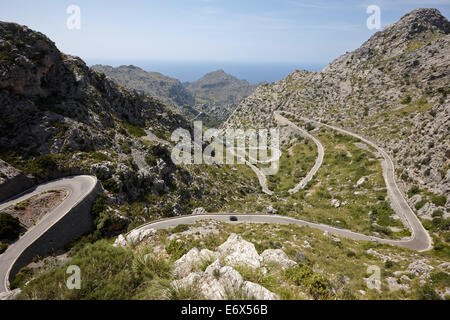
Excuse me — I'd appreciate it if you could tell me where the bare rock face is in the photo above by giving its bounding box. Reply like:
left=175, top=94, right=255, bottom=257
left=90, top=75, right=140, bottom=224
left=217, top=233, right=262, bottom=269
left=241, top=281, right=278, bottom=300
left=407, top=259, right=434, bottom=278
left=173, top=248, right=203, bottom=278
left=386, top=277, right=410, bottom=292
left=0, top=20, right=194, bottom=208
left=224, top=8, right=450, bottom=208
left=197, top=266, right=244, bottom=300
left=171, top=248, right=218, bottom=278
left=0, top=288, right=21, bottom=300
left=0, top=160, right=34, bottom=202
left=113, top=228, right=156, bottom=247
left=169, top=234, right=283, bottom=300
left=191, top=207, right=207, bottom=215
left=260, top=249, right=297, bottom=269
left=171, top=259, right=279, bottom=300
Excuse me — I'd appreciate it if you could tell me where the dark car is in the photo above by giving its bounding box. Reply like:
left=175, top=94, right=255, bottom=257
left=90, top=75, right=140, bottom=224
left=229, top=216, right=238, bottom=222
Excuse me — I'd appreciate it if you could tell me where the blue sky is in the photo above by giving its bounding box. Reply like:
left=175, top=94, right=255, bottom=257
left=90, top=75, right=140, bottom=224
left=1, top=0, right=449, bottom=65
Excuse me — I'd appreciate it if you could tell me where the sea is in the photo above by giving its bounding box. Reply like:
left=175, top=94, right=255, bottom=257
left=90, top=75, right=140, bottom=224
left=85, top=60, right=326, bottom=85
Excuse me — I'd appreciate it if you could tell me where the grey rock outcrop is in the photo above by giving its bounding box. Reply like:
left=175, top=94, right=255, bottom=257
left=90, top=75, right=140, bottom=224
left=169, top=234, right=283, bottom=300
left=260, top=249, right=297, bottom=269
left=0, top=160, right=34, bottom=202
left=217, top=233, right=261, bottom=269
left=113, top=228, right=156, bottom=247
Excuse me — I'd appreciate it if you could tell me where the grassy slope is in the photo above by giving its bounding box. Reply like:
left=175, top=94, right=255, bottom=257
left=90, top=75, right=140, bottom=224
left=16, top=221, right=449, bottom=300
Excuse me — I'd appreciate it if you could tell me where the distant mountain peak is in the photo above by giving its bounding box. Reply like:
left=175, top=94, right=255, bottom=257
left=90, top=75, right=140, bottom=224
left=202, top=69, right=234, bottom=80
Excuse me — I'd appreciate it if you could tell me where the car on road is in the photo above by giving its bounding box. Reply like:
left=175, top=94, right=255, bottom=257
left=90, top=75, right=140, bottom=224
left=229, top=216, right=238, bottom=222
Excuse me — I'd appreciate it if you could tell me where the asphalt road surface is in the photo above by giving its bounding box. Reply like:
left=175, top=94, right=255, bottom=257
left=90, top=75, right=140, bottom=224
left=0, top=175, right=98, bottom=293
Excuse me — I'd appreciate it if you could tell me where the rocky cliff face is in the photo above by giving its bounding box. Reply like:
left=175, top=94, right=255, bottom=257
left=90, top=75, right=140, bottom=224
left=0, top=159, right=34, bottom=202
left=225, top=9, right=449, bottom=216
left=0, top=21, right=261, bottom=236
left=0, top=22, right=187, bottom=156
left=0, top=21, right=198, bottom=233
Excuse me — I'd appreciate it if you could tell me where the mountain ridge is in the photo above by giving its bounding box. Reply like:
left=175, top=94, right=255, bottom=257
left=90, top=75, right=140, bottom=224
left=91, top=64, right=257, bottom=127
left=225, top=8, right=449, bottom=222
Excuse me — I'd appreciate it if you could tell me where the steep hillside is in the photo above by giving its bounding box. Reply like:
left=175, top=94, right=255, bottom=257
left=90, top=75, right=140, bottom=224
left=0, top=21, right=260, bottom=236
left=226, top=8, right=449, bottom=215
left=91, top=64, right=196, bottom=114
left=224, top=8, right=449, bottom=251
left=15, top=221, right=450, bottom=300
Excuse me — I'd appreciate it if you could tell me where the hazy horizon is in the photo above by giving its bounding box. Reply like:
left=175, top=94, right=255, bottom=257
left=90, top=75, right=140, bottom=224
left=86, top=59, right=326, bottom=84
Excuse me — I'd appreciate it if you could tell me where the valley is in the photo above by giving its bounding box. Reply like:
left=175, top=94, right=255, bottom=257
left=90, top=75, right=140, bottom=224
left=0, top=7, right=449, bottom=301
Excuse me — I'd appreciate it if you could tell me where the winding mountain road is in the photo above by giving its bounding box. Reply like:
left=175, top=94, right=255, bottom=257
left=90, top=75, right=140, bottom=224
left=0, top=175, right=99, bottom=293
left=277, top=110, right=432, bottom=252
left=274, top=111, right=325, bottom=194
left=221, top=111, right=324, bottom=196
left=0, top=111, right=432, bottom=294
left=130, top=109, right=430, bottom=253
left=129, top=212, right=429, bottom=251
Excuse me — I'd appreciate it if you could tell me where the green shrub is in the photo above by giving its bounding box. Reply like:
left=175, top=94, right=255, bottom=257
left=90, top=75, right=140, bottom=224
left=0, top=241, right=7, bottom=254
left=171, top=224, right=190, bottom=234
left=10, top=267, right=33, bottom=290
left=432, top=210, right=443, bottom=218
left=284, top=264, right=333, bottom=300
left=24, top=154, right=60, bottom=177
left=384, top=260, right=394, bottom=268
left=90, top=152, right=110, bottom=162
left=166, top=282, right=203, bottom=300
left=0, top=213, right=21, bottom=240
left=431, top=195, right=446, bottom=207
left=166, top=240, right=188, bottom=260
left=415, top=200, right=427, bottom=210
left=124, top=123, right=146, bottom=138
left=431, top=218, right=450, bottom=232
left=430, top=272, right=450, bottom=288
left=145, top=154, right=158, bottom=167
left=103, top=179, right=119, bottom=193
left=417, top=285, right=441, bottom=300
left=401, top=96, right=412, bottom=104
left=132, top=252, right=171, bottom=280
left=308, top=274, right=333, bottom=300
left=407, top=186, right=420, bottom=198
left=18, top=240, right=139, bottom=300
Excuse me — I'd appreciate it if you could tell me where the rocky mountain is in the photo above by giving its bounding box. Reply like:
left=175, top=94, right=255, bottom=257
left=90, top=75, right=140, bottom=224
left=91, top=66, right=257, bottom=127
left=184, top=69, right=257, bottom=126
left=225, top=8, right=449, bottom=221
left=90, top=64, right=196, bottom=113
left=0, top=21, right=193, bottom=230
left=0, top=21, right=261, bottom=236
left=184, top=69, right=256, bottom=106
